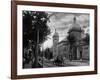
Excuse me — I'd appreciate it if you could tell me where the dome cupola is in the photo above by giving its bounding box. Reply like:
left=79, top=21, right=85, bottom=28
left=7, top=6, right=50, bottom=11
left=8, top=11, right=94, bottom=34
left=68, top=17, right=82, bottom=33
left=53, top=29, right=59, bottom=38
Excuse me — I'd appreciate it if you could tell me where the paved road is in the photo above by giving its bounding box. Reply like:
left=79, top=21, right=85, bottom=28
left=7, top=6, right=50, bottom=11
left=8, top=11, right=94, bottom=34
left=64, top=60, right=89, bottom=66
left=42, top=59, right=74, bottom=67
left=42, top=59, right=89, bottom=67
left=24, top=58, right=89, bottom=68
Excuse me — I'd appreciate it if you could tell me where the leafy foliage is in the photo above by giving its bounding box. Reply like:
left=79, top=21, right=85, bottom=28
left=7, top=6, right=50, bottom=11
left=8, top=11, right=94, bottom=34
left=83, top=33, right=89, bottom=45
left=23, top=11, right=50, bottom=48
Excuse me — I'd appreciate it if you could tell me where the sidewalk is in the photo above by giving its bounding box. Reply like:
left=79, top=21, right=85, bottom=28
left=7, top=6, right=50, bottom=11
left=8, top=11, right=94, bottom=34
left=24, top=61, right=33, bottom=68
left=64, top=60, right=89, bottom=66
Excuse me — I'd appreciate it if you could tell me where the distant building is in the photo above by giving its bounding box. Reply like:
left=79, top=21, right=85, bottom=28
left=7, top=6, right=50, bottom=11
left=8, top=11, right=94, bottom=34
left=58, top=39, right=70, bottom=59
left=52, top=17, right=89, bottom=61
left=52, top=29, right=59, bottom=59
left=68, top=17, right=83, bottom=60
left=68, top=17, right=89, bottom=60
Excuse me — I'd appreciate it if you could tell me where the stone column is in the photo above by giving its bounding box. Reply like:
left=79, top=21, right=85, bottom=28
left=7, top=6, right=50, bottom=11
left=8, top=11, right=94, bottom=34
left=77, top=47, right=80, bottom=60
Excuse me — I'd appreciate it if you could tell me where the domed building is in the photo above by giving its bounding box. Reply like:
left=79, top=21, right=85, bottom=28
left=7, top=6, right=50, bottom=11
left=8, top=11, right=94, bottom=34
left=68, top=17, right=83, bottom=60
left=51, top=16, right=89, bottom=61
left=68, top=17, right=83, bottom=41
left=68, top=16, right=89, bottom=60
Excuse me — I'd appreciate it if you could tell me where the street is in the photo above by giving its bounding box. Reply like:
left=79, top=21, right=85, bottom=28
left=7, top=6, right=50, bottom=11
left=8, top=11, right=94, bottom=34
left=24, top=56, right=89, bottom=68
left=42, top=59, right=89, bottom=68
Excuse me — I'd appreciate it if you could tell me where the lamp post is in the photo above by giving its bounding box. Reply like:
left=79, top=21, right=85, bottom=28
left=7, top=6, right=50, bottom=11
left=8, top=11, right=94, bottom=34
left=35, top=29, right=39, bottom=67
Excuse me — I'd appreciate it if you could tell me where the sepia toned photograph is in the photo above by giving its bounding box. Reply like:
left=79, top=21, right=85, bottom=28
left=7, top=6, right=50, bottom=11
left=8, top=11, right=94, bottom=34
left=22, top=11, right=90, bottom=69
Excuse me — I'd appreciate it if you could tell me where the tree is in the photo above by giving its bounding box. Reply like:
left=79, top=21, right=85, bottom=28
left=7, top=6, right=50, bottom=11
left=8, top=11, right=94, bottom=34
left=83, top=33, right=89, bottom=45
left=23, top=11, right=51, bottom=67
left=44, top=48, right=53, bottom=60
left=23, top=11, right=50, bottom=47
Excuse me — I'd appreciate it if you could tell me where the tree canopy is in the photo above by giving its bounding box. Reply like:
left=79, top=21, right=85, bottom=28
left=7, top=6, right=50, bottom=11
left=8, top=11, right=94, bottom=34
left=23, top=11, right=51, bottom=48
left=83, top=33, right=89, bottom=45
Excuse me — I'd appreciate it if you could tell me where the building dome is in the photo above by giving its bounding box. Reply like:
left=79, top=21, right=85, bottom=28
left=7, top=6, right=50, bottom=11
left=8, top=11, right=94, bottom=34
left=53, top=29, right=59, bottom=38
left=68, top=17, right=82, bottom=33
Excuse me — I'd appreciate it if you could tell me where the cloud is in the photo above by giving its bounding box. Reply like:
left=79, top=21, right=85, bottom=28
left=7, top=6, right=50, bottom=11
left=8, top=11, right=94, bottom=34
left=43, top=12, right=90, bottom=49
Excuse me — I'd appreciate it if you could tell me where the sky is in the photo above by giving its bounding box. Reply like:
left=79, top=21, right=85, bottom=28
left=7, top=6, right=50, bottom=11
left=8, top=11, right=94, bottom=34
left=42, top=12, right=90, bottom=50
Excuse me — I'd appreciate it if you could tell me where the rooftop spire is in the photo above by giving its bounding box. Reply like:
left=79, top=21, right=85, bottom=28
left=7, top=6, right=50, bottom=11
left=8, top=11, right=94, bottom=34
left=73, top=16, right=76, bottom=23
left=55, top=28, right=56, bottom=32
